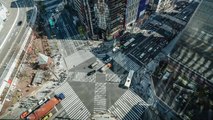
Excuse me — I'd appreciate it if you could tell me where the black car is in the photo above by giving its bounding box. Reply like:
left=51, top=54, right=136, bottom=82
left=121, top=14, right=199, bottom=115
left=102, top=55, right=112, bottom=63
left=17, top=21, right=22, bottom=26
left=87, top=70, right=96, bottom=76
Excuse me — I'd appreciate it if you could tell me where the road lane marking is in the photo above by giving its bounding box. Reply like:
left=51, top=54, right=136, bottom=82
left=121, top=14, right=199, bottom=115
left=0, top=1, right=19, bottom=50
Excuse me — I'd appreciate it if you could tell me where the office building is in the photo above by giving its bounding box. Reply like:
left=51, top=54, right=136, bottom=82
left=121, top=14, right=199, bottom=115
left=171, top=0, right=213, bottom=83
left=73, top=0, right=126, bottom=40
left=125, top=0, right=140, bottom=26
left=147, top=0, right=159, bottom=11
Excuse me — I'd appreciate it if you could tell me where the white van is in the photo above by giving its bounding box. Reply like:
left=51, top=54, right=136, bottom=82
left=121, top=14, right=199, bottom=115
left=140, top=53, right=145, bottom=58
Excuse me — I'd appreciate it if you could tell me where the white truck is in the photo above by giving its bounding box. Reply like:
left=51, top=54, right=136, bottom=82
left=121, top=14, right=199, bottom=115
left=89, top=61, right=99, bottom=69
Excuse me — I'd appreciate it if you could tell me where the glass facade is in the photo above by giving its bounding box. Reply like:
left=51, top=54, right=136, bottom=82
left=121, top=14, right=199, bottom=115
left=171, top=0, right=213, bottom=82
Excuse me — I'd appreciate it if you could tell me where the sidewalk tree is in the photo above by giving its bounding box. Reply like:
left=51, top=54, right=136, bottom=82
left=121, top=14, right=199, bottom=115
left=78, top=26, right=85, bottom=35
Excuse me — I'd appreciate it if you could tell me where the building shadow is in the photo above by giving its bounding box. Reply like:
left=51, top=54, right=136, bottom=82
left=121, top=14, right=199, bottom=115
left=11, top=0, right=34, bottom=8
left=122, top=104, right=162, bottom=120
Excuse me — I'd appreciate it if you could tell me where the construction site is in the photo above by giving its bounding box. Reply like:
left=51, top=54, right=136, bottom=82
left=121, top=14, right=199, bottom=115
left=0, top=31, right=59, bottom=115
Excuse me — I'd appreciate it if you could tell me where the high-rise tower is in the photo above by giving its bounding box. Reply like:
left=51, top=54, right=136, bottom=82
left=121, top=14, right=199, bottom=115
left=72, top=0, right=126, bottom=40
left=170, top=0, right=213, bottom=82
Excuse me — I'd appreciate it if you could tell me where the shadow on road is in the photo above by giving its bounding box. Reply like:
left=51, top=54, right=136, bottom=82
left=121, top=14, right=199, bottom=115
left=10, top=0, right=34, bottom=8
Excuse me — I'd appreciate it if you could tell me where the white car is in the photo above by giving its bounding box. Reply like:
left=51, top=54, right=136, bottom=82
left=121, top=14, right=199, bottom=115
left=140, top=53, right=145, bottom=58
left=148, top=47, right=153, bottom=52
left=38, top=98, right=48, bottom=105
left=131, top=44, right=136, bottom=47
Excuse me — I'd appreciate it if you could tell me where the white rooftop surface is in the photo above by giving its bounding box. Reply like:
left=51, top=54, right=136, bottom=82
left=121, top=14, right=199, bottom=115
left=0, top=3, right=8, bottom=32
left=0, top=3, right=7, bottom=20
left=64, top=50, right=95, bottom=69
left=38, top=53, right=49, bottom=65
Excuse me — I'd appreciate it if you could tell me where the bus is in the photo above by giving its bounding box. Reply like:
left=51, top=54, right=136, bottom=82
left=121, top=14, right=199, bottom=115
left=123, top=38, right=135, bottom=48
left=124, top=70, right=134, bottom=88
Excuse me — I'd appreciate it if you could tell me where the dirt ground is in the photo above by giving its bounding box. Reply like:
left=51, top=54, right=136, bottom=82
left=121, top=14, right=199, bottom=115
left=0, top=33, right=52, bottom=116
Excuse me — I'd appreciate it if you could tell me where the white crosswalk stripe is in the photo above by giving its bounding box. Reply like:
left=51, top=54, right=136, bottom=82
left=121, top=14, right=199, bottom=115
left=112, top=52, right=140, bottom=71
left=106, top=74, right=126, bottom=83
left=60, top=39, right=93, bottom=56
left=68, top=72, right=96, bottom=83
left=94, top=83, right=107, bottom=113
left=108, top=90, right=149, bottom=120
left=54, top=82, right=91, bottom=119
left=93, top=59, right=105, bottom=70
left=60, top=40, right=77, bottom=56
left=55, top=110, right=70, bottom=120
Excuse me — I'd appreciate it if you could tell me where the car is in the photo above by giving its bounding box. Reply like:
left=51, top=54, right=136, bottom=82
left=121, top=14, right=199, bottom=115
left=148, top=47, right=153, bottom=52
left=131, top=44, right=136, bottom=47
left=17, top=21, right=22, bottom=26
left=87, top=70, right=96, bottom=76
left=183, top=16, right=187, bottom=20
left=140, top=53, right=145, bottom=58
left=20, top=111, right=29, bottom=119
left=38, top=98, right=48, bottom=105
left=42, top=112, right=53, bottom=120
left=103, top=56, right=112, bottom=63
left=147, top=30, right=152, bottom=34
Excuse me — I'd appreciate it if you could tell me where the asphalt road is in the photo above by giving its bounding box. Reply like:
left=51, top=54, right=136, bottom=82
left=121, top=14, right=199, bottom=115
left=117, top=1, right=199, bottom=67
left=0, top=0, right=30, bottom=77
left=54, top=9, right=80, bottom=39
left=0, top=0, right=17, bottom=46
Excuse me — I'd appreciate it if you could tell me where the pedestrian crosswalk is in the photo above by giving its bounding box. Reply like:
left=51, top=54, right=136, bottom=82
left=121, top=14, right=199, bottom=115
left=94, top=83, right=107, bottom=113
left=68, top=72, right=96, bottom=83
left=54, top=110, right=70, bottom=120
left=54, top=82, right=91, bottom=119
left=112, top=52, right=140, bottom=71
left=60, top=40, right=76, bottom=56
left=60, top=39, right=92, bottom=56
left=108, top=90, right=149, bottom=120
left=106, top=74, right=126, bottom=83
